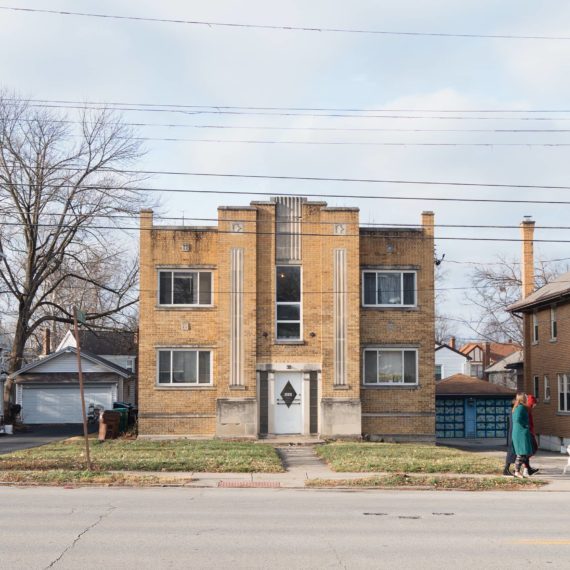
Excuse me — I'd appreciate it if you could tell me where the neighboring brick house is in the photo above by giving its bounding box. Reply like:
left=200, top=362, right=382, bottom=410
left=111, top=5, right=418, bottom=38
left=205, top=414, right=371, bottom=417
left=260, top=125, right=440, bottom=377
left=508, top=217, right=570, bottom=451
left=459, top=341, right=521, bottom=380
left=138, top=197, right=435, bottom=440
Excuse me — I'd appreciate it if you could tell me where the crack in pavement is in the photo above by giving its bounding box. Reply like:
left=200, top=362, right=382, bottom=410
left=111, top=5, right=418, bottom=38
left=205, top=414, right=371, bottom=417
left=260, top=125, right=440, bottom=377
left=44, top=505, right=116, bottom=569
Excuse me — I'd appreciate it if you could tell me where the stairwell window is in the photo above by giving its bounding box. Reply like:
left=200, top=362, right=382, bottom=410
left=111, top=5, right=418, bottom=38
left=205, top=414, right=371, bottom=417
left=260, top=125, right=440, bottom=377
left=276, top=266, right=302, bottom=340
left=363, top=348, right=418, bottom=385
left=157, top=349, right=212, bottom=385
left=159, top=270, right=212, bottom=306
left=362, top=271, right=416, bottom=307
left=544, top=376, right=551, bottom=403
left=532, top=312, right=539, bottom=343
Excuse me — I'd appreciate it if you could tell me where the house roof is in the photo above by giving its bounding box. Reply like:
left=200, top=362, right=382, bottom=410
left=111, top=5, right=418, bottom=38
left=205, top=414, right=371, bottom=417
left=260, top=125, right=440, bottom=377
left=436, top=374, right=516, bottom=397
left=57, top=330, right=137, bottom=355
left=485, top=350, right=524, bottom=373
left=459, top=342, right=521, bottom=363
left=435, top=343, right=472, bottom=360
left=9, top=347, right=132, bottom=379
left=507, top=271, right=570, bottom=313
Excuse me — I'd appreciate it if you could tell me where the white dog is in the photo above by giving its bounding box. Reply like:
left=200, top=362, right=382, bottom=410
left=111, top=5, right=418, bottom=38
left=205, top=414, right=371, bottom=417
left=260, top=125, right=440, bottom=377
left=563, top=445, right=570, bottom=475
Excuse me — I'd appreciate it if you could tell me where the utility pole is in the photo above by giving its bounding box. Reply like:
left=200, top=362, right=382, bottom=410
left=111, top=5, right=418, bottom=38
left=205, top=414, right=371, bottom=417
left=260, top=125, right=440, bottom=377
left=73, top=307, right=92, bottom=471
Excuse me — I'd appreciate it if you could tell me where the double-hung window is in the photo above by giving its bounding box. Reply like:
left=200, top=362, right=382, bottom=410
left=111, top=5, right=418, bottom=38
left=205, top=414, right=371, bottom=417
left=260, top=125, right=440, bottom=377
left=533, top=376, right=540, bottom=399
left=159, top=270, right=212, bottom=306
left=435, top=364, right=443, bottom=381
left=157, top=349, right=212, bottom=385
left=544, top=375, right=551, bottom=403
left=363, top=271, right=416, bottom=307
left=276, top=266, right=302, bottom=339
left=364, top=348, right=418, bottom=385
left=551, top=306, right=557, bottom=340
left=532, top=312, right=539, bottom=343
left=558, top=373, right=570, bottom=412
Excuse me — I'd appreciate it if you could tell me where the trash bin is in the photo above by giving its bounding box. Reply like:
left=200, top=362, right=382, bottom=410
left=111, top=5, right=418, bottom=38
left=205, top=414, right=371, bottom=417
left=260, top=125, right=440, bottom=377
left=99, top=410, right=121, bottom=441
left=114, top=406, right=129, bottom=434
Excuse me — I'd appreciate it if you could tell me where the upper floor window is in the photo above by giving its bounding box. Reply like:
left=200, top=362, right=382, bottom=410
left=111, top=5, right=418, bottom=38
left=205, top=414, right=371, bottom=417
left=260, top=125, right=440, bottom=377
left=533, top=375, right=540, bottom=399
left=558, top=373, right=570, bottom=413
left=159, top=270, right=213, bottom=306
left=435, top=364, right=443, bottom=382
left=532, top=312, right=539, bottom=343
left=363, top=348, right=418, bottom=385
left=362, top=271, right=416, bottom=307
left=276, top=266, right=301, bottom=339
left=157, top=349, right=212, bottom=385
left=551, top=306, right=557, bottom=340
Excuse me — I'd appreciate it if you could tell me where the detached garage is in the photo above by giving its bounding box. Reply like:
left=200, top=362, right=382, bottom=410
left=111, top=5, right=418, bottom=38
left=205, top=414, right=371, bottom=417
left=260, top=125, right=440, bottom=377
left=436, top=374, right=515, bottom=439
left=10, top=347, right=131, bottom=424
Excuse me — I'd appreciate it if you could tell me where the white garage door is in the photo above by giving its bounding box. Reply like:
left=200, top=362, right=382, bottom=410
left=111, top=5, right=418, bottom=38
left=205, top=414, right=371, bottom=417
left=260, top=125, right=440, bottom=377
left=22, top=385, right=116, bottom=424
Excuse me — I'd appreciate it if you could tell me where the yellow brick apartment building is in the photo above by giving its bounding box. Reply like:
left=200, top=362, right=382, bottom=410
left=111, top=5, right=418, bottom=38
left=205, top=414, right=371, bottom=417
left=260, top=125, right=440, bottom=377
left=138, top=197, right=435, bottom=440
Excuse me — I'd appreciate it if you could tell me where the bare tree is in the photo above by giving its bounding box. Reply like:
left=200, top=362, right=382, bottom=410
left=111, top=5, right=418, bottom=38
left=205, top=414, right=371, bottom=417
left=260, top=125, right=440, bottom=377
left=465, top=254, right=568, bottom=344
left=435, top=262, right=459, bottom=345
left=0, top=93, right=147, bottom=415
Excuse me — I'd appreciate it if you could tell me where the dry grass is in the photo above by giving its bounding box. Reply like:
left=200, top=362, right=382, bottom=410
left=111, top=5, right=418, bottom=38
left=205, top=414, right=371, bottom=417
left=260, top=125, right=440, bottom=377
left=0, top=439, right=284, bottom=473
left=306, top=474, right=545, bottom=491
left=316, top=443, right=503, bottom=474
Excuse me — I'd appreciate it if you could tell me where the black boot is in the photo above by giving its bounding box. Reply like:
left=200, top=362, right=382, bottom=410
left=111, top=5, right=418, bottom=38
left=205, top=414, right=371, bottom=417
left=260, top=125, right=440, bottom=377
left=503, top=466, right=513, bottom=476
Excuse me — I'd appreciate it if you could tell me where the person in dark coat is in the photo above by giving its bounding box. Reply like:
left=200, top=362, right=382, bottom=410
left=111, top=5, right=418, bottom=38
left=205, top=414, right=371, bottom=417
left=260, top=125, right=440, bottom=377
left=512, top=392, right=534, bottom=478
left=503, top=399, right=517, bottom=476
left=525, top=394, right=540, bottom=475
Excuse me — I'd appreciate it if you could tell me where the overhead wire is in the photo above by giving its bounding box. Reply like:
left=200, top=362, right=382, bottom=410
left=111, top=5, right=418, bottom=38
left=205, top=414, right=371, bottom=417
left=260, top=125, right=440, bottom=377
left=1, top=5, right=570, bottom=41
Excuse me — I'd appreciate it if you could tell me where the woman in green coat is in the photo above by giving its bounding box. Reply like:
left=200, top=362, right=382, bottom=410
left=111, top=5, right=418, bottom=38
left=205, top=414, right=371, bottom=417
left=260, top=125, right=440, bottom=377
left=512, top=393, right=534, bottom=478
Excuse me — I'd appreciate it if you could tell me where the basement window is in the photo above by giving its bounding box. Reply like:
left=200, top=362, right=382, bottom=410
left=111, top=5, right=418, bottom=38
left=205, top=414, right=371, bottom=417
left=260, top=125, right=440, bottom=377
left=158, top=270, right=212, bottom=306
left=157, top=349, right=212, bottom=385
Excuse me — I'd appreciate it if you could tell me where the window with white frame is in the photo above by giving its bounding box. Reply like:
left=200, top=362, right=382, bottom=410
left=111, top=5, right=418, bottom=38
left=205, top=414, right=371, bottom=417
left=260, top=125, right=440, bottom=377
left=544, top=375, right=551, bottom=403
left=158, top=270, right=213, bottom=306
left=558, top=373, right=570, bottom=412
left=435, top=364, right=443, bottom=381
left=551, top=306, right=557, bottom=340
left=532, top=311, right=539, bottom=342
left=533, top=375, right=540, bottom=398
left=276, top=266, right=302, bottom=340
left=363, top=348, right=418, bottom=385
left=157, top=349, right=212, bottom=385
left=362, top=271, right=416, bottom=307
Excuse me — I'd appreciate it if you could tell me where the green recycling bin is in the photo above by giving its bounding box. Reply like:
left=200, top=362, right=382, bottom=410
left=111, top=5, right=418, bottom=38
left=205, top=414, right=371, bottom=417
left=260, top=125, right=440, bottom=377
left=114, top=406, right=129, bottom=434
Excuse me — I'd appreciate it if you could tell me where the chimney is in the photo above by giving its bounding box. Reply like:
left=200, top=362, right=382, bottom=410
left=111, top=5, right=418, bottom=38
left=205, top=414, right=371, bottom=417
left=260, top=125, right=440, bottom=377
left=520, top=216, right=535, bottom=298
left=42, top=327, right=51, bottom=356
left=449, top=336, right=456, bottom=350
left=421, top=211, right=435, bottom=238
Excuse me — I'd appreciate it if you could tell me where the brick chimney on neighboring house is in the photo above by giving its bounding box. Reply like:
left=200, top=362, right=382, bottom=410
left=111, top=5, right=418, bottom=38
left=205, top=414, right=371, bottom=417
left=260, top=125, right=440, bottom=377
left=520, top=216, right=536, bottom=391
left=42, top=327, right=51, bottom=357
left=449, top=336, right=456, bottom=350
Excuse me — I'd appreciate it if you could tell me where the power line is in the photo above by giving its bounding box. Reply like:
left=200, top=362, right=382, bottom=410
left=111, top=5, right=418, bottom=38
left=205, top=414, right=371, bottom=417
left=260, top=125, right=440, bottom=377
left=2, top=5, right=570, bottom=41
left=125, top=136, right=570, bottom=148
left=11, top=97, right=570, bottom=114
left=4, top=181, right=570, bottom=205
left=16, top=117, right=570, bottom=133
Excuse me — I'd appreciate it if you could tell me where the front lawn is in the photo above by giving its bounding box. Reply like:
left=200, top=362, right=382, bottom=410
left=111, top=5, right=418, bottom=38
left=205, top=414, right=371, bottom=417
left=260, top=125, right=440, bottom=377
left=316, top=443, right=503, bottom=474
left=0, top=439, right=284, bottom=473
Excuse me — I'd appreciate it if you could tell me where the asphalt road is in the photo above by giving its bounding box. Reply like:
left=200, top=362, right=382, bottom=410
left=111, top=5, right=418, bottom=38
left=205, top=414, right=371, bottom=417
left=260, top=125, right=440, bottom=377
left=0, top=487, right=569, bottom=569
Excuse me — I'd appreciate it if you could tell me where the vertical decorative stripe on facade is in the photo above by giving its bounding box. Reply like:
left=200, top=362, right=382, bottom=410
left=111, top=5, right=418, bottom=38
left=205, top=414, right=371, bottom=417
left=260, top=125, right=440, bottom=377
left=230, top=248, right=244, bottom=386
left=333, top=248, right=348, bottom=386
left=273, top=196, right=303, bottom=262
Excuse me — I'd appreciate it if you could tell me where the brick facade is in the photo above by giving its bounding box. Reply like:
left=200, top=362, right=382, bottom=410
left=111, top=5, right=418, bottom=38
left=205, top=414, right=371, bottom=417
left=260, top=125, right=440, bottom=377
left=138, top=199, right=435, bottom=440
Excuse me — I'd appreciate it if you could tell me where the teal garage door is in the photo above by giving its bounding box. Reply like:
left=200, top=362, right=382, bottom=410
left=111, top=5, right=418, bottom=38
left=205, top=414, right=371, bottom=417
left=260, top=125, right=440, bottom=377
left=435, top=398, right=464, bottom=438
left=437, top=397, right=511, bottom=439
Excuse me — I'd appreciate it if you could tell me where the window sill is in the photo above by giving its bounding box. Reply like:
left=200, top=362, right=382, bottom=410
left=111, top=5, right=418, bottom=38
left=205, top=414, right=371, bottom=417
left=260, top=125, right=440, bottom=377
left=229, top=385, right=247, bottom=391
left=362, top=384, right=420, bottom=390
left=557, top=411, right=570, bottom=416
left=155, top=305, right=216, bottom=311
left=274, top=340, right=306, bottom=345
left=549, top=338, right=558, bottom=343
left=361, top=306, right=419, bottom=312
left=531, top=341, right=539, bottom=346
left=333, top=384, right=351, bottom=390
left=154, top=385, right=216, bottom=391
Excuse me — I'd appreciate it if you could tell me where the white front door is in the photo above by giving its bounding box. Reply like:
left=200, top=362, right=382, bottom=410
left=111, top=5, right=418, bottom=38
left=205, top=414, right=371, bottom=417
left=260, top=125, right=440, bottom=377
left=274, top=372, right=303, bottom=434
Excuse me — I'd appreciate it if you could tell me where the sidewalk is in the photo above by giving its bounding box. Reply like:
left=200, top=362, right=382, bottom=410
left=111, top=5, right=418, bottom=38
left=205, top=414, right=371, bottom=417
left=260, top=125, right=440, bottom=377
left=117, top=445, right=570, bottom=491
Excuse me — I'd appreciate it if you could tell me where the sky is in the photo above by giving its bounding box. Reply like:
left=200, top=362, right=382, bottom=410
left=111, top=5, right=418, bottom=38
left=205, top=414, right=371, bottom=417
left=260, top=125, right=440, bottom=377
left=1, top=0, right=570, bottom=340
